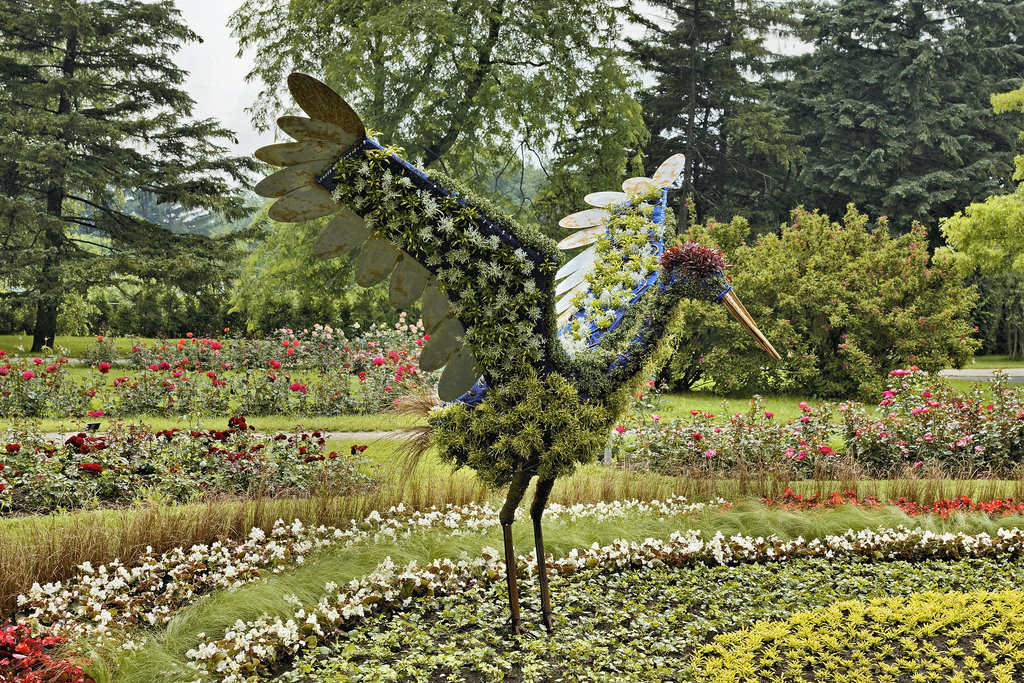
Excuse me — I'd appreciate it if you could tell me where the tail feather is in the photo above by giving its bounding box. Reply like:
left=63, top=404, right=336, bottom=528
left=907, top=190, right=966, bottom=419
left=390, top=390, right=442, bottom=482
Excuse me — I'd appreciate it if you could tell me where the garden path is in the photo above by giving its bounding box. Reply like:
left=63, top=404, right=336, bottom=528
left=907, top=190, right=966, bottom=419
left=938, top=368, right=1024, bottom=383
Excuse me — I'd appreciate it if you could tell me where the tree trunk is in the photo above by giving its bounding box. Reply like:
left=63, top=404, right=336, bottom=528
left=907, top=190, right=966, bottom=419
left=31, top=25, right=77, bottom=351
left=677, top=0, right=699, bottom=233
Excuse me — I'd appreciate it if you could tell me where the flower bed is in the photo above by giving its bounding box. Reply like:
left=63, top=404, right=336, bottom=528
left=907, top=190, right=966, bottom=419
left=763, top=487, right=1024, bottom=518
left=7, top=493, right=1024, bottom=680
left=0, top=624, right=94, bottom=683
left=0, top=418, right=375, bottom=514
left=689, top=590, right=1024, bottom=682
left=0, top=319, right=435, bottom=418
left=613, top=369, right=1024, bottom=476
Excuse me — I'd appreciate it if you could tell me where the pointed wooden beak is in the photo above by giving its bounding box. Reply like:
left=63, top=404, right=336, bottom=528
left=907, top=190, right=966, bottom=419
left=722, top=290, right=781, bottom=360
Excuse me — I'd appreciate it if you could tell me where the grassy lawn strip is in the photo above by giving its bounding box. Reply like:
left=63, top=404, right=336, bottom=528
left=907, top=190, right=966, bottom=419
left=690, top=590, right=1024, bottom=682
left=84, top=502, right=1024, bottom=682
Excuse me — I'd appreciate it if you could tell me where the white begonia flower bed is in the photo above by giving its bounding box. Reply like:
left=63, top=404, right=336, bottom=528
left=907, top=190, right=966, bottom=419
left=14, top=498, right=719, bottom=651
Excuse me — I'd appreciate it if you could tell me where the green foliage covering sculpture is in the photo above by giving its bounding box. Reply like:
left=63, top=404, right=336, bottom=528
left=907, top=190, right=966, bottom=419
left=254, top=74, right=779, bottom=633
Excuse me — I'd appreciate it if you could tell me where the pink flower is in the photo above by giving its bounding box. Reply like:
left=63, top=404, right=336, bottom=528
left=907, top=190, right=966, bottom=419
left=372, top=356, right=385, bottom=366
left=704, top=448, right=717, bottom=459
left=206, top=371, right=216, bottom=379
left=651, top=414, right=661, bottom=421
left=269, top=360, right=281, bottom=370
left=647, top=380, right=655, bottom=387
left=921, top=391, right=932, bottom=398
left=889, top=369, right=911, bottom=376
left=21, top=370, right=34, bottom=380
left=289, top=383, right=308, bottom=393
left=690, top=409, right=700, bottom=416
left=31, top=358, right=42, bottom=365
left=210, top=341, right=222, bottom=350
left=87, top=410, right=104, bottom=418
left=45, top=364, right=57, bottom=373
left=148, top=363, right=159, bottom=371
left=614, top=426, right=626, bottom=434
left=765, top=412, right=774, bottom=418
left=913, top=461, right=923, bottom=468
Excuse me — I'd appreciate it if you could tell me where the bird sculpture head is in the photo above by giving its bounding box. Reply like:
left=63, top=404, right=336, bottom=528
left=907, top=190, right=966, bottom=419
left=659, top=241, right=781, bottom=359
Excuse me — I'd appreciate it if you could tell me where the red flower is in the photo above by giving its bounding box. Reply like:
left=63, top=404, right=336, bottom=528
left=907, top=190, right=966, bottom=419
left=289, top=383, right=307, bottom=393
left=77, top=463, right=103, bottom=474
left=269, top=359, right=282, bottom=370
left=21, top=370, right=34, bottom=380
left=5, top=444, right=20, bottom=453
left=210, top=341, right=222, bottom=350
left=206, top=371, right=217, bottom=379
left=97, top=362, right=111, bottom=373
left=31, top=358, right=42, bottom=365
left=45, top=364, right=57, bottom=373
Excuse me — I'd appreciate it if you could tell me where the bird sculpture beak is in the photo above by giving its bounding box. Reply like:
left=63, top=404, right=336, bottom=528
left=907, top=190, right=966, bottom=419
left=722, top=290, right=781, bottom=360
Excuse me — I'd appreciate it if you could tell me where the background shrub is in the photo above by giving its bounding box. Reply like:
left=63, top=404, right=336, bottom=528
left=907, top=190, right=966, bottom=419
left=667, top=205, right=980, bottom=398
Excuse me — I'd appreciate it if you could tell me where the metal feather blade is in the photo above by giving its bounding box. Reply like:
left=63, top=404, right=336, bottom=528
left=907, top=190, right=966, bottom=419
left=557, top=225, right=604, bottom=250
left=389, top=258, right=430, bottom=308
left=584, top=191, right=627, bottom=208
left=268, top=185, right=339, bottom=222
left=555, top=245, right=598, bottom=280
left=277, top=116, right=360, bottom=146
left=652, top=154, right=686, bottom=188
left=253, top=160, right=329, bottom=198
left=421, top=285, right=451, bottom=333
left=354, top=237, right=401, bottom=286
left=313, top=207, right=368, bottom=258
left=559, top=208, right=609, bottom=230
left=287, top=73, right=366, bottom=138
left=437, top=346, right=479, bottom=401
left=255, top=140, right=344, bottom=167
left=420, top=318, right=464, bottom=372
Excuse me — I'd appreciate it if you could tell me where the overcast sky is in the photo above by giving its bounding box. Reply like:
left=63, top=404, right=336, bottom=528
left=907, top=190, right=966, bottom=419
left=174, top=1, right=274, bottom=159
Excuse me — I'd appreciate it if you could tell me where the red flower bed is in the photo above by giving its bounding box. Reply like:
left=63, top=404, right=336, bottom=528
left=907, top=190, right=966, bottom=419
left=0, top=624, right=94, bottom=683
left=763, top=487, right=1024, bottom=518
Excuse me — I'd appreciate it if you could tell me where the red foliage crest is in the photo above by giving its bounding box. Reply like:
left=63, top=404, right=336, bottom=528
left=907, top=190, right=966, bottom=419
left=660, top=242, right=727, bottom=278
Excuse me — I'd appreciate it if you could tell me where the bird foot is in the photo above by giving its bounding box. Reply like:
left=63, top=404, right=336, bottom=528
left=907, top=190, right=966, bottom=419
left=508, top=618, right=527, bottom=636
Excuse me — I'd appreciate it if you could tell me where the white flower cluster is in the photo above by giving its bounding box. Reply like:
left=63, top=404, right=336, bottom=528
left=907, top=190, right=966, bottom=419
left=14, top=497, right=715, bottom=657
left=184, top=521, right=1024, bottom=681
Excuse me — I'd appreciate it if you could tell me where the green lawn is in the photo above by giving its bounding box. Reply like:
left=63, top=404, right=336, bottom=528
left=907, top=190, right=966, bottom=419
left=0, top=334, right=160, bottom=357
left=964, top=354, right=1024, bottom=369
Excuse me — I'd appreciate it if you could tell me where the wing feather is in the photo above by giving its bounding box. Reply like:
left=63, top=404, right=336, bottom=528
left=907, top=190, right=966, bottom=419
left=313, top=207, right=368, bottom=258
left=354, top=237, right=401, bottom=287
left=268, top=185, right=339, bottom=222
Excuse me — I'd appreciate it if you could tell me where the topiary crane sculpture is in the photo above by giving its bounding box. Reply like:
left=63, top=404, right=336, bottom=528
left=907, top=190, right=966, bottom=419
left=255, top=74, right=781, bottom=634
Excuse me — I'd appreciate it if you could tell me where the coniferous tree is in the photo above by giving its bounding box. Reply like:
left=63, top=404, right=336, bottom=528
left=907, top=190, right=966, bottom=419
left=784, top=0, right=1024, bottom=234
left=0, top=0, right=256, bottom=350
left=629, top=0, right=805, bottom=230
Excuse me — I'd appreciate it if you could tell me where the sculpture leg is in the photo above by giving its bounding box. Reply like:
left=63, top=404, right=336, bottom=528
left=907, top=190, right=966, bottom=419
left=499, top=469, right=533, bottom=635
left=531, top=477, right=556, bottom=632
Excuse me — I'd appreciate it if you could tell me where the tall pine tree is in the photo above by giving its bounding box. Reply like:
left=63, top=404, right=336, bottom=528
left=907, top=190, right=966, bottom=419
left=0, top=0, right=256, bottom=350
left=784, top=0, right=1024, bottom=234
left=629, top=0, right=804, bottom=230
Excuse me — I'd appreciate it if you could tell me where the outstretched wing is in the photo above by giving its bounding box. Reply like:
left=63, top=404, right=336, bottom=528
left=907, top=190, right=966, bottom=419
left=553, top=155, right=686, bottom=356
left=254, top=74, right=559, bottom=402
